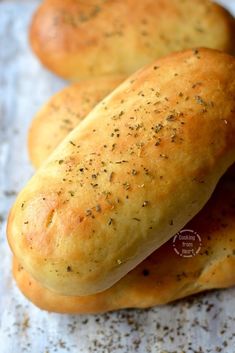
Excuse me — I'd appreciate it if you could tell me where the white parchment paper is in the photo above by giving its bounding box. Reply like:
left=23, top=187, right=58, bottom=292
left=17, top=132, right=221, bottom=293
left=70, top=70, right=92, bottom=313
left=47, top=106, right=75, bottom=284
left=1, top=1, right=235, bottom=352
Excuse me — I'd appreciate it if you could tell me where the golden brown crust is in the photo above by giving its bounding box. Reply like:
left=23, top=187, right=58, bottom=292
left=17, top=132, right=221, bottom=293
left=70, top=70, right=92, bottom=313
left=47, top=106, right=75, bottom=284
left=7, top=49, right=235, bottom=296
left=28, top=76, right=125, bottom=168
left=29, top=0, right=235, bottom=80
left=13, top=170, right=235, bottom=313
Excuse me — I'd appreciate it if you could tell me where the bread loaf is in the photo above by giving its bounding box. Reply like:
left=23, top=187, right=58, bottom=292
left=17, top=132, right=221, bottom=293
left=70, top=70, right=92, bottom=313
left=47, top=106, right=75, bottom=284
left=29, top=76, right=124, bottom=168
left=7, top=49, right=235, bottom=296
left=30, top=0, right=235, bottom=80
left=13, top=171, right=235, bottom=313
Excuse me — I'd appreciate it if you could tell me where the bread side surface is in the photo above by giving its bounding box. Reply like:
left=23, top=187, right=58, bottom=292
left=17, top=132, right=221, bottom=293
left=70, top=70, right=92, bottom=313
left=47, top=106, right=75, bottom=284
left=7, top=49, right=235, bottom=296
left=29, top=0, right=235, bottom=80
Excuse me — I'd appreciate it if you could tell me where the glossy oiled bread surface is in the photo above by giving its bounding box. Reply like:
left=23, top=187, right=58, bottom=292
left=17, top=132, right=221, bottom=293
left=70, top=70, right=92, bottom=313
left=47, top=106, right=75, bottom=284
left=30, top=0, right=235, bottom=80
left=7, top=49, right=235, bottom=296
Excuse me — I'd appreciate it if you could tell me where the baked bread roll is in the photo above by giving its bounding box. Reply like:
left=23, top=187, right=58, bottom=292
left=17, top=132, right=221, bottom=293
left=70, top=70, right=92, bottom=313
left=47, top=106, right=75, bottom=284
left=13, top=171, right=235, bottom=313
left=7, top=49, right=235, bottom=296
left=29, top=76, right=124, bottom=168
left=30, top=0, right=235, bottom=80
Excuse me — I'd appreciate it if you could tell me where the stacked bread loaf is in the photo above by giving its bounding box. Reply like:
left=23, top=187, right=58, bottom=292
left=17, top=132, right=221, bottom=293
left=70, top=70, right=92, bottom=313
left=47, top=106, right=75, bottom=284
left=7, top=0, right=235, bottom=313
left=29, top=0, right=235, bottom=79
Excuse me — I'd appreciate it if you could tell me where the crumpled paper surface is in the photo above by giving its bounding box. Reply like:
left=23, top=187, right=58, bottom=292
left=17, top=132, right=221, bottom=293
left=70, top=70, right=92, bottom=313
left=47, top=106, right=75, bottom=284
left=1, top=1, right=235, bottom=352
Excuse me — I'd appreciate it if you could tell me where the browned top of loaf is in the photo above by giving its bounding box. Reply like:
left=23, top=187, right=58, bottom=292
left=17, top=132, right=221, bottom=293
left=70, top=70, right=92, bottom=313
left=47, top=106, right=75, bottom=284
left=29, top=0, right=235, bottom=80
